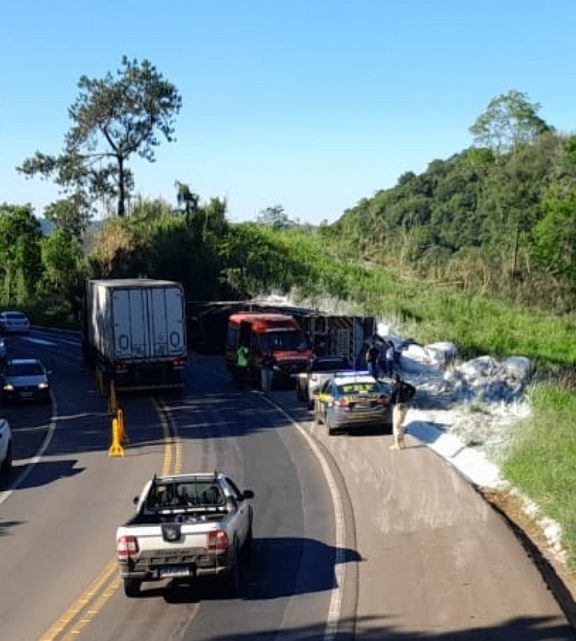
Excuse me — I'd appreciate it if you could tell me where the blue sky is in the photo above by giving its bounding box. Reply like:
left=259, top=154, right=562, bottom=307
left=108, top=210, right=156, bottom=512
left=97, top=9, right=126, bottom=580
left=1, top=1, right=575, bottom=225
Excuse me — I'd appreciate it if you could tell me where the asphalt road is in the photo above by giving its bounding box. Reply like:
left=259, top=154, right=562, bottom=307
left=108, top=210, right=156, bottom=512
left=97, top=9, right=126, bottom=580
left=0, top=332, right=354, bottom=641
left=0, top=333, right=574, bottom=641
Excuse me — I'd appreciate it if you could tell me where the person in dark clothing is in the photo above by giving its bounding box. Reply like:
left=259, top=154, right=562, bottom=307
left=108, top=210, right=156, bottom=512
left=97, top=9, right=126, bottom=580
left=260, top=351, right=276, bottom=392
left=365, top=341, right=381, bottom=379
left=383, top=341, right=396, bottom=377
left=390, top=374, right=416, bottom=450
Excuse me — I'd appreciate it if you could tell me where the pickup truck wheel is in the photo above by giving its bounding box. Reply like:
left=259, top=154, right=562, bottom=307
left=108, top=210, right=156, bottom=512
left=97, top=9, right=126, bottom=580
left=327, top=420, right=337, bottom=436
left=123, top=578, right=141, bottom=598
left=244, top=521, right=253, bottom=551
left=296, top=386, right=304, bottom=401
left=221, top=546, right=241, bottom=596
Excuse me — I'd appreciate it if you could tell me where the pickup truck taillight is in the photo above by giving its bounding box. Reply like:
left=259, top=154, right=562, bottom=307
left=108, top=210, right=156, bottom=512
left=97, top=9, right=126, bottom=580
left=207, top=530, right=230, bottom=551
left=117, top=535, right=139, bottom=558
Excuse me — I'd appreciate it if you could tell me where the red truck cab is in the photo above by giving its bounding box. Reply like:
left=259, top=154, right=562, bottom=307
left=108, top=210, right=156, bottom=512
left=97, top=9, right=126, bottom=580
left=225, top=312, right=314, bottom=386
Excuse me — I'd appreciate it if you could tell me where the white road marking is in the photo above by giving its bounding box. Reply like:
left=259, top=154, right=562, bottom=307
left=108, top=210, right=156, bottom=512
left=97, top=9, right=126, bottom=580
left=0, top=393, right=58, bottom=506
left=22, top=337, right=57, bottom=346
left=24, top=336, right=80, bottom=347
left=261, top=395, right=345, bottom=641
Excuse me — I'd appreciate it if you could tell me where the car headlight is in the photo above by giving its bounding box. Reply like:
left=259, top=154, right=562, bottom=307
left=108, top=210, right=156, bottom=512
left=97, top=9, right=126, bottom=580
left=38, top=382, right=49, bottom=390
left=3, top=384, right=14, bottom=391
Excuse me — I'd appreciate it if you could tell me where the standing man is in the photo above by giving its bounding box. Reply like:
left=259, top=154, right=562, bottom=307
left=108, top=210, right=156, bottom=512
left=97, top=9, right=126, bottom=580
left=260, top=351, right=276, bottom=392
left=365, top=340, right=381, bottom=380
left=235, top=343, right=250, bottom=388
left=390, top=374, right=416, bottom=450
left=384, top=341, right=396, bottom=378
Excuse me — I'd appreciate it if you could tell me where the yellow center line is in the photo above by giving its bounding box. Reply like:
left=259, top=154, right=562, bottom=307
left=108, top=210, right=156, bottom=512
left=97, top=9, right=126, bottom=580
left=59, top=576, right=122, bottom=641
left=37, top=399, right=179, bottom=641
left=37, top=560, right=117, bottom=641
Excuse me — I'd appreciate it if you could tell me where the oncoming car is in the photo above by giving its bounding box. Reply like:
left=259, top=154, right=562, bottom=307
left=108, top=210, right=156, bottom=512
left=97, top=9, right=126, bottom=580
left=314, top=372, right=392, bottom=435
left=1, top=358, right=51, bottom=404
left=0, top=311, right=30, bottom=335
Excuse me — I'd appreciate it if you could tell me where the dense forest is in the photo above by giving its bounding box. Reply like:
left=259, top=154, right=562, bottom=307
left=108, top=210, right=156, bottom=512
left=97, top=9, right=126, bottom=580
left=329, top=91, right=576, bottom=314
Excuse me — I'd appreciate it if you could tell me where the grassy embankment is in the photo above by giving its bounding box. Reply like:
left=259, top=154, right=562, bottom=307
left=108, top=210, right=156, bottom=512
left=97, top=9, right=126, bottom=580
left=284, top=230, right=576, bottom=568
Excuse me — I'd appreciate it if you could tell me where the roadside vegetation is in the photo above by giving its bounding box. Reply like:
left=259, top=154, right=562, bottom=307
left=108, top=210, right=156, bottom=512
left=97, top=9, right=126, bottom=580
left=1, top=62, right=575, bottom=568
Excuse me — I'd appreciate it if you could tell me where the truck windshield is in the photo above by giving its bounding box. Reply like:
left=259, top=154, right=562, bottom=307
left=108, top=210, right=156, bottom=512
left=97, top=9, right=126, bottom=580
left=260, top=331, right=308, bottom=352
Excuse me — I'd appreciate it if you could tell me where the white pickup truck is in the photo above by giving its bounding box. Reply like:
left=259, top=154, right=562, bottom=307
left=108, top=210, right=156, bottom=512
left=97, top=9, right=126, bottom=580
left=115, top=472, right=255, bottom=597
left=295, top=355, right=353, bottom=408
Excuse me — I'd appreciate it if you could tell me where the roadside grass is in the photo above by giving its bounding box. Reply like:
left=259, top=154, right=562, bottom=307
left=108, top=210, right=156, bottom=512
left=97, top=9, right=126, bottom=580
left=503, top=384, right=576, bottom=569
left=285, top=231, right=576, bottom=368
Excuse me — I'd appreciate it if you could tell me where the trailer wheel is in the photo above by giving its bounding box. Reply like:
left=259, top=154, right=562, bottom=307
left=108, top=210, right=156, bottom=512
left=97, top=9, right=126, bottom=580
left=123, top=578, right=141, bottom=598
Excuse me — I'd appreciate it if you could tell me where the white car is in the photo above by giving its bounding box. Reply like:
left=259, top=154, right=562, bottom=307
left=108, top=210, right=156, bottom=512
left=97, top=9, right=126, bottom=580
left=295, top=355, right=353, bottom=408
left=0, top=311, right=30, bottom=335
left=0, top=418, right=12, bottom=475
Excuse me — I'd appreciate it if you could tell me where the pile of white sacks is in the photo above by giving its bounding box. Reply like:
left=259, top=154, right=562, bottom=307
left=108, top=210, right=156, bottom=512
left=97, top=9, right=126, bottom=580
left=381, top=333, right=534, bottom=468
left=383, top=335, right=567, bottom=559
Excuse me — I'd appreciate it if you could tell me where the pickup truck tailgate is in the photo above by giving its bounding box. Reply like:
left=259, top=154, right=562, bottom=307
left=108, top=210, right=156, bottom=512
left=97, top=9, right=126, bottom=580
left=131, top=523, right=212, bottom=552
left=117, top=521, right=231, bottom=579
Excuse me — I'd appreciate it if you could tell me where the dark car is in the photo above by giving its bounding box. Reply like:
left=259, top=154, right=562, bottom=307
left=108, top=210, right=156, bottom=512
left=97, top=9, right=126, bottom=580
left=295, top=355, right=352, bottom=408
left=1, top=358, right=51, bottom=403
left=314, top=372, right=392, bottom=435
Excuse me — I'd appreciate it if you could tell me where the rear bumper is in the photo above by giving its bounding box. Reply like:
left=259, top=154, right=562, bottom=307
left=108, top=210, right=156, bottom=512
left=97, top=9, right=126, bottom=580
left=118, top=550, right=231, bottom=581
left=329, top=408, right=391, bottom=428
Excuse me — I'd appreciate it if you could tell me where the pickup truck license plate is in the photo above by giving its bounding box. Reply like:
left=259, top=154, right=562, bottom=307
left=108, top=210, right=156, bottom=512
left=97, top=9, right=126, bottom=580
left=159, top=564, right=191, bottom=578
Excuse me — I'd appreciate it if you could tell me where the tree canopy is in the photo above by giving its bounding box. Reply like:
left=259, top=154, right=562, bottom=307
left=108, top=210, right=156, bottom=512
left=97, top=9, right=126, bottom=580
left=18, top=57, right=182, bottom=217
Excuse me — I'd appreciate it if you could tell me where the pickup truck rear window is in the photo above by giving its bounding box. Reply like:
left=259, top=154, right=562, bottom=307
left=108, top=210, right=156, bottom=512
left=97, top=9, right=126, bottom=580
left=146, top=482, right=225, bottom=509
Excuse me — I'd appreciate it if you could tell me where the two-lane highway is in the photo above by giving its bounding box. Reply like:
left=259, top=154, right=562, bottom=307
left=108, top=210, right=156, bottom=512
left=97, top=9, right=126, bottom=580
left=0, top=332, right=356, bottom=641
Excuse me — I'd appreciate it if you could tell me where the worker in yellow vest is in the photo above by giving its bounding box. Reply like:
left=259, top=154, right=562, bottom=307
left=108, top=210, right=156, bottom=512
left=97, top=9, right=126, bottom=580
left=235, top=344, right=249, bottom=388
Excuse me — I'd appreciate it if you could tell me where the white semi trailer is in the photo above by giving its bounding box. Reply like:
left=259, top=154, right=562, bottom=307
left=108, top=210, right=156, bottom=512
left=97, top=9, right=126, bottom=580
left=83, top=278, right=187, bottom=390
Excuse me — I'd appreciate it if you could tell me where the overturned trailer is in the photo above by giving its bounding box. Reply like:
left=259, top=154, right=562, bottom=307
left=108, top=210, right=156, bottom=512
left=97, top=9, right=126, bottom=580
left=186, top=300, right=376, bottom=367
left=296, top=314, right=377, bottom=368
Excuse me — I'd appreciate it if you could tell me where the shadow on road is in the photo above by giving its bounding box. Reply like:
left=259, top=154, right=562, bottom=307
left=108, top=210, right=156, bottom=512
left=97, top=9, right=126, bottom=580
left=130, top=536, right=361, bottom=603
left=203, top=614, right=576, bottom=641
left=0, top=459, right=84, bottom=491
